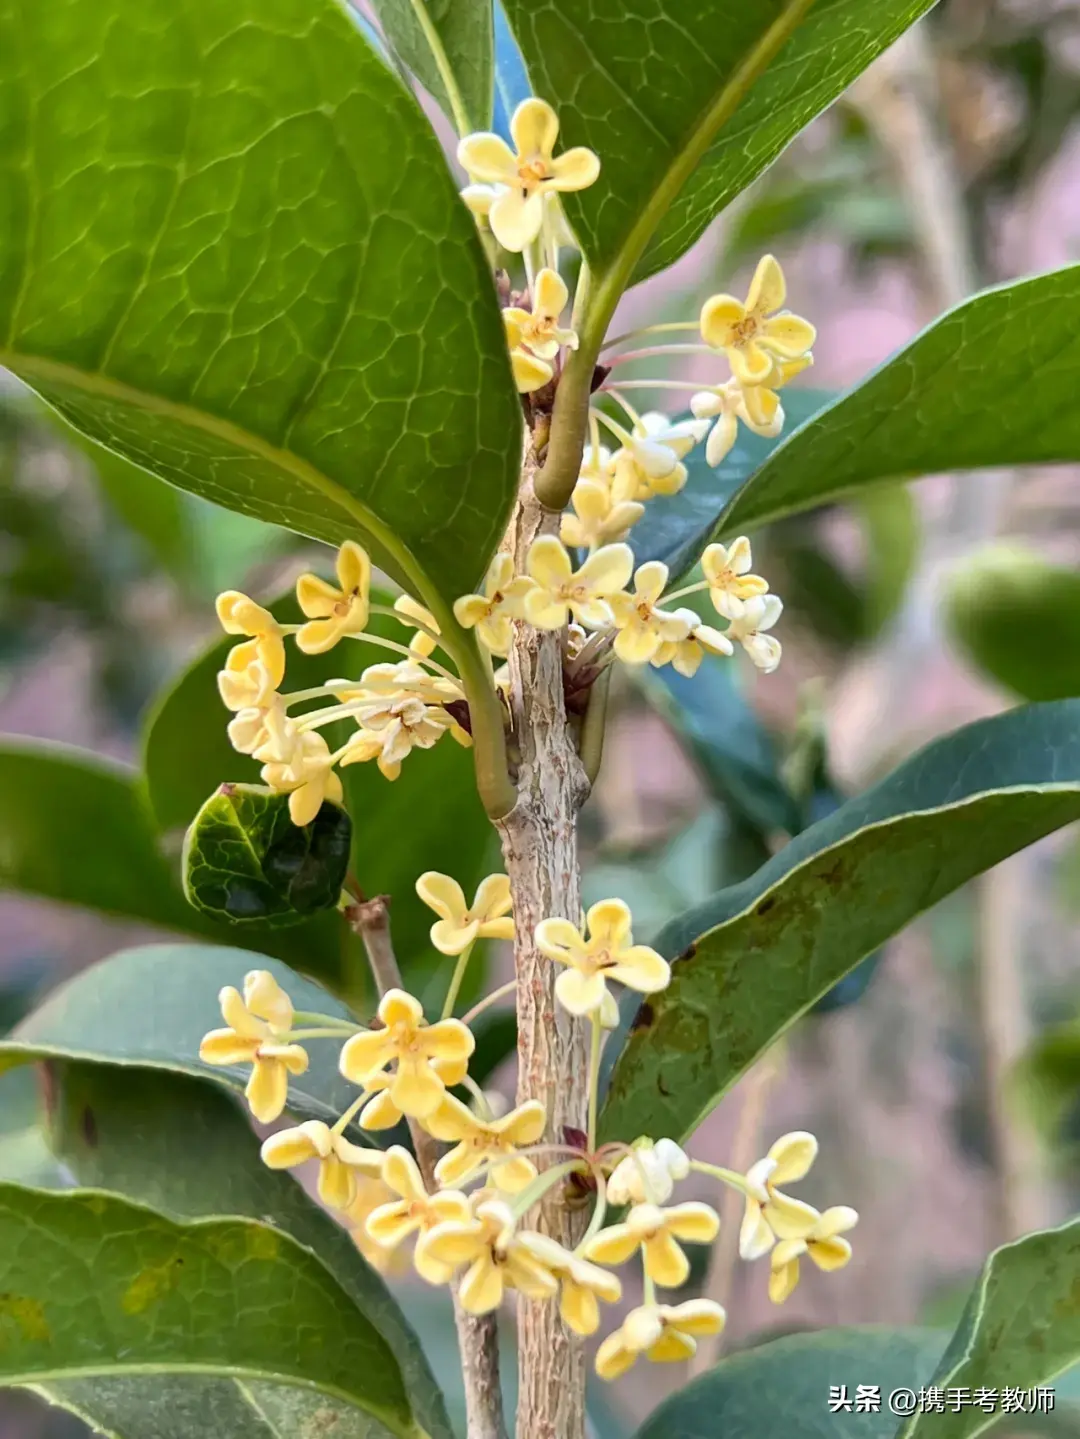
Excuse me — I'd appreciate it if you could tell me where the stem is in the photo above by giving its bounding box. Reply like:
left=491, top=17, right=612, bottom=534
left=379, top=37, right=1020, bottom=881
left=495, top=440, right=591, bottom=1439
left=345, top=631, right=460, bottom=682
left=689, top=1160, right=751, bottom=1193
left=441, top=941, right=476, bottom=1020
left=578, top=1172, right=608, bottom=1248
left=460, top=980, right=516, bottom=1026
left=587, top=1014, right=602, bottom=1151
left=286, top=1027, right=363, bottom=1041
left=606, top=344, right=714, bottom=365
left=510, top=1159, right=588, bottom=1221
left=601, top=322, right=701, bottom=351
left=344, top=896, right=506, bottom=1439
left=600, top=378, right=703, bottom=392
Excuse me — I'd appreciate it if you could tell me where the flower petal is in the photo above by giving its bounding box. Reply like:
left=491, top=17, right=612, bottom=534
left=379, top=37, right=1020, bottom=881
left=459, top=1254, right=504, bottom=1315
left=339, top=1030, right=394, bottom=1083
left=472, top=872, right=513, bottom=923
left=246, top=1057, right=289, bottom=1123
left=577, top=543, right=634, bottom=596
left=768, top=1130, right=818, bottom=1183
left=547, top=147, right=600, bottom=191
left=534, top=916, right=584, bottom=964
left=582, top=1223, right=640, bottom=1268
left=534, top=266, right=568, bottom=317
left=700, top=294, right=746, bottom=347
left=423, top=1018, right=475, bottom=1065
left=511, top=97, right=559, bottom=159
left=608, top=945, right=671, bottom=995
left=318, top=1153, right=356, bottom=1210
left=647, top=1328, right=697, bottom=1363
left=664, top=1201, right=720, bottom=1245
left=705, top=411, right=739, bottom=466
left=761, top=313, right=816, bottom=357
left=527, top=534, right=573, bottom=589
left=585, top=897, right=633, bottom=950
left=809, top=1235, right=853, bottom=1272
left=366, top=1200, right=417, bottom=1249
left=503, top=1098, right=547, bottom=1147
left=665, top=1298, right=726, bottom=1337
left=595, top=1332, right=637, bottom=1380
left=642, top=1230, right=689, bottom=1288
left=738, top=1196, right=775, bottom=1260
left=746, top=253, right=786, bottom=315
left=391, top=1060, right=447, bottom=1118
left=260, top=1123, right=323, bottom=1170
left=379, top=989, right=424, bottom=1028
left=199, top=1029, right=260, bottom=1067
left=457, top=132, right=518, bottom=184
left=768, top=1254, right=801, bottom=1304
left=415, top=871, right=467, bottom=924
left=764, top=1192, right=821, bottom=1240
left=244, top=971, right=293, bottom=1033
left=490, top=1154, right=538, bottom=1193
left=490, top=187, right=544, bottom=252
left=554, top=966, right=609, bottom=1017
left=729, top=339, right=775, bottom=386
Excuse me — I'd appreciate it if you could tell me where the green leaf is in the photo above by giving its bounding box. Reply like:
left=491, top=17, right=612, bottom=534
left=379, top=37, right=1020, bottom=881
left=34, top=1061, right=453, bottom=1439
left=718, top=267, right=1080, bottom=539
left=502, top=0, right=934, bottom=286
left=633, top=1327, right=946, bottom=1439
left=0, top=0, right=519, bottom=608
left=370, top=0, right=493, bottom=134
left=1012, top=1017, right=1080, bottom=1146
left=629, top=392, right=830, bottom=580
left=857, top=485, right=920, bottom=639
left=898, top=1220, right=1080, bottom=1439
left=0, top=945, right=363, bottom=1132
left=0, top=1182, right=424, bottom=1439
left=600, top=700, right=1080, bottom=1144
left=183, top=786, right=351, bottom=927
left=945, top=544, right=1080, bottom=702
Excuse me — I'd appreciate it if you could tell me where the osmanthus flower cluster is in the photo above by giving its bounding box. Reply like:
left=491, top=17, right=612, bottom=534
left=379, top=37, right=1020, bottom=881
left=199, top=892, right=858, bottom=1380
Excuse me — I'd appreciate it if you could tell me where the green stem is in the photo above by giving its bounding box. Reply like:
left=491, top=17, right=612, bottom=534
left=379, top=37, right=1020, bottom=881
left=290, top=1010, right=358, bottom=1029
left=587, top=1013, right=602, bottom=1151
left=441, top=940, right=476, bottom=1020
left=510, top=1159, right=588, bottom=1221
left=663, top=579, right=710, bottom=603
left=691, top=1159, right=751, bottom=1194
left=286, top=1026, right=363, bottom=1041
left=332, top=1092, right=370, bottom=1136
left=578, top=1172, right=608, bottom=1250
left=460, top=980, right=516, bottom=1026
left=601, top=322, right=701, bottom=352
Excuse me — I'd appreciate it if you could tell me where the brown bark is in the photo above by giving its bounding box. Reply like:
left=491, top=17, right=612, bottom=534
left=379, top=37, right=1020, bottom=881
left=495, top=454, right=591, bottom=1439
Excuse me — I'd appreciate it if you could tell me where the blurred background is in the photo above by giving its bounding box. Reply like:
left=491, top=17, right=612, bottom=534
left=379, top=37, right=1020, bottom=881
left=4, top=1, right=1080, bottom=1433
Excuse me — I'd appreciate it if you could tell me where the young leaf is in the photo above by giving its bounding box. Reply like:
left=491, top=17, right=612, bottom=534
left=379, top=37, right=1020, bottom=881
left=0, top=0, right=519, bottom=608
left=897, top=1220, right=1080, bottom=1439
left=0, top=1184, right=422, bottom=1439
left=369, top=0, right=494, bottom=134
left=39, top=1061, right=454, bottom=1439
left=183, top=786, right=351, bottom=927
left=945, top=544, right=1080, bottom=702
left=718, top=266, right=1080, bottom=539
left=501, top=0, right=935, bottom=286
left=632, top=1327, right=946, bottom=1439
left=600, top=700, right=1080, bottom=1144
left=0, top=945, right=362, bottom=1131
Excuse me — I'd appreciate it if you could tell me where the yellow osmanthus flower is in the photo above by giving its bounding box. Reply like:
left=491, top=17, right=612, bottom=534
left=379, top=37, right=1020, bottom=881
left=294, top=541, right=371, bottom=655
left=560, top=463, right=645, bottom=552
left=701, top=538, right=770, bottom=621
left=517, top=1232, right=622, bottom=1336
left=503, top=268, right=577, bottom=359
left=393, top=593, right=440, bottom=659
left=340, top=696, right=458, bottom=781
left=365, top=1146, right=472, bottom=1283
left=607, top=1138, right=690, bottom=1207
left=417, top=1196, right=558, bottom=1313
left=651, top=620, right=734, bottom=679
left=332, top=662, right=463, bottom=709
left=425, top=1092, right=546, bottom=1193
left=415, top=871, right=515, bottom=955
left=460, top=182, right=498, bottom=229
left=523, top=536, right=633, bottom=630
left=457, top=98, right=600, bottom=252
left=339, top=988, right=474, bottom=1120
left=199, top=970, right=308, bottom=1124
left=608, top=560, right=693, bottom=665
left=583, top=1200, right=719, bottom=1288
left=595, top=1300, right=726, bottom=1380
left=227, top=693, right=285, bottom=755
left=739, top=1130, right=822, bottom=1260
left=216, top=592, right=286, bottom=710
left=690, top=378, right=784, bottom=467
left=260, top=1119, right=384, bottom=1210
left=700, top=254, right=816, bottom=387
left=453, top=553, right=535, bottom=655
left=356, top=1056, right=470, bottom=1131
left=768, top=1206, right=859, bottom=1304
left=504, top=310, right=555, bottom=393
left=535, top=898, right=670, bottom=1018
left=344, top=1176, right=409, bottom=1274
left=260, top=728, right=344, bottom=826
left=728, top=594, right=783, bottom=673
left=612, top=413, right=705, bottom=501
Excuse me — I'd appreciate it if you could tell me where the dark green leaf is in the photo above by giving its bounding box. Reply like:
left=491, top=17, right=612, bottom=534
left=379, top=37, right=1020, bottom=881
left=945, top=544, right=1080, bottom=702
left=634, top=1327, right=946, bottom=1439
left=719, top=267, right=1080, bottom=540
left=0, top=0, right=519, bottom=606
left=899, top=1220, right=1080, bottom=1439
left=183, top=786, right=351, bottom=927
left=35, top=1061, right=453, bottom=1439
left=0, top=945, right=363, bottom=1133
left=600, top=700, right=1080, bottom=1144
left=369, top=0, right=493, bottom=133
left=0, top=1183, right=422, bottom=1439
left=630, top=392, right=831, bottom=581
left=502, top=0, right=934, bottom=285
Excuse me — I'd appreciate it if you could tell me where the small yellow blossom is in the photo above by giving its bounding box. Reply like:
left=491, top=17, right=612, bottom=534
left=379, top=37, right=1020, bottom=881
left=458, top=98, right=600, bottom=252
left=535, top=898, right=670, bottom=1017
left=460, top=183, right=498, bottom=228
left=216, top=592, right=286, bottom=710
left=415, top=871, right=515, bottom=956
left=344, top=1176, right=408, bottom=1274
left=356, top=1056, right=470, bottom=1131
left=340, top=696, right=457, bottom=781
left=729, top=594, right=783, bottom=673
left=739, top=1130, right=822, bottom=1260
left=701, top=537, right=770, bottom=620
left=339, top=989, right=474, bottom=1120
left=769, top=1206, right=858, bottom=1304
left=199, top=970, right=308, bottom=1124
left=333, top=662, right=462, bottom=708
left=417, top=1196, right=559, bottom=1313
left=365, top=1146, right=472, bottom=1283
left=504, top=311, right=555, bottom=393
left=517, top=1232, right=622, bottom=1335
left=425, top=1092, right=546, bottom=1192
left=393, top=594, right=440, bottom=659
left=583, top=1200, right=719, bottom=1288
left=560, top=476, right=645, bottom=551
left=690, top=378, right=784, bottom=467
left=295, top=541, right=371, bottom=655
left=260, top=728, right=343, bottom=826
left=607, top=1138, right=690, bottom=1207
left=503, top=268, right=577, bottom=360
left=608, top=560, right=693, bottom=665
left=453, top=553, right=535, bottom=654
left=595, top=1300, right=726, bottom=1380
left=611, top=413, right=705, bottom=501
left=260, top=1120, right=384, bottom=1210
left=651, top=619, right=734, bottom=678
left=523, top=536, right=633, bottom=631
left=700, top=254, right=816, bottom=387
left=227, top=694, right=285, bottom=755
